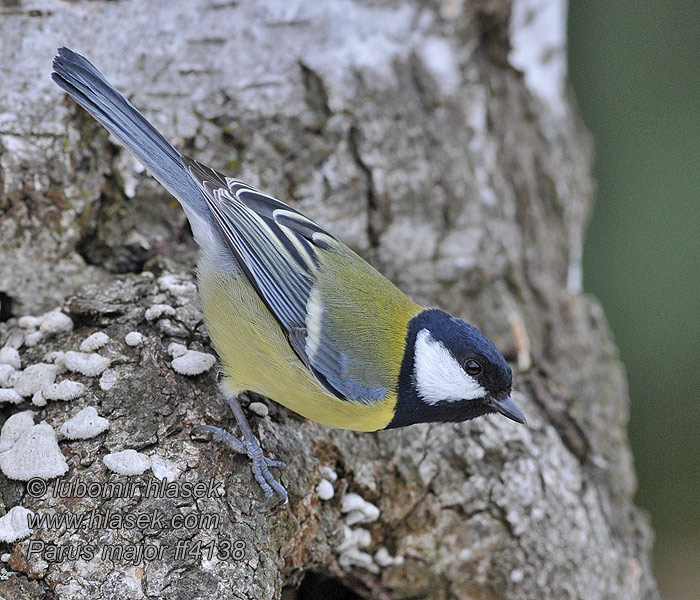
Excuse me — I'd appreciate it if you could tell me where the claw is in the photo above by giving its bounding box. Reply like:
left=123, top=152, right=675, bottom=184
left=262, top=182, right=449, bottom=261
left=192, top=392, right=288, bottom=510
left=191, top=425, right=246, bottom=454
left=252, top=464, right=288, bottom=511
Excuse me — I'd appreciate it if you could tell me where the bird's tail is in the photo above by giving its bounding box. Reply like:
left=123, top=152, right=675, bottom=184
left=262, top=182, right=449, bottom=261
left=51, top=47, right=207, bottom=216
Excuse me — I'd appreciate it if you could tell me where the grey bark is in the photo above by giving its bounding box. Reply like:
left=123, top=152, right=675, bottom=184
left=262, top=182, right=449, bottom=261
left=0, top=1, right=658, bottom=599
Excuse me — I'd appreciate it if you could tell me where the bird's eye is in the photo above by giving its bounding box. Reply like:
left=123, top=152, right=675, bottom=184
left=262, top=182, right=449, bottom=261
left=464, top=359, right=482, bottom=376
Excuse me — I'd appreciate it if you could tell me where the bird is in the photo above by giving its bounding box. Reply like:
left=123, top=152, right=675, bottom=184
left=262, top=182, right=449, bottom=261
left=52, top=47, right=525, bottom=509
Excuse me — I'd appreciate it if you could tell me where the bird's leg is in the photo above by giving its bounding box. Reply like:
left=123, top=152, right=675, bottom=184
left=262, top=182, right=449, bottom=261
left=192, top=391, right=287, bottom=509
left=225, top=392, right=288, bottom=507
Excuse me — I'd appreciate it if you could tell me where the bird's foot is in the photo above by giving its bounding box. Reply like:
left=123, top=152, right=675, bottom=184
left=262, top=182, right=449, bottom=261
left=191, top=396, right=287, bottom=510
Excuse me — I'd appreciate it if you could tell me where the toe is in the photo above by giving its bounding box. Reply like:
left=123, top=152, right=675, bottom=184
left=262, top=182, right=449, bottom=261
left=264, top=457, right=286, bottom=469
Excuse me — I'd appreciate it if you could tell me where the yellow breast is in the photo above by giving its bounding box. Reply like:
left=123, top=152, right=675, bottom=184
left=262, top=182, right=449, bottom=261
left=197, top=266, right=397, bottom=431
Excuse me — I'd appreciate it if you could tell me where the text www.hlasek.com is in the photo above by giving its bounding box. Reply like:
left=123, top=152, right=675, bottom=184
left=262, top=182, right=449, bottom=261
left=24, top=476, right=247, bottom=565
left=27, top=506, right=219, bottom=531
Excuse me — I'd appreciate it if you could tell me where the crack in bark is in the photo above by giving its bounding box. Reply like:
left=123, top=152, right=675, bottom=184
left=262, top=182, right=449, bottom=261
left=348, top=124, right=381, bottom=251
left=298, top=61, right=331, bottom=130
left=523, top=368, right=591, bottom=465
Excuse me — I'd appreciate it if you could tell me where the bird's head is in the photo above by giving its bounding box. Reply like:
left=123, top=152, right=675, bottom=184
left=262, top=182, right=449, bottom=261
left=389, top=308, right=525, bottom=428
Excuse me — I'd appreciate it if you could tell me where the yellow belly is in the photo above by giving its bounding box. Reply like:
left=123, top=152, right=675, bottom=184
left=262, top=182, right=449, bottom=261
left=197, top=266, right=397, bottom=431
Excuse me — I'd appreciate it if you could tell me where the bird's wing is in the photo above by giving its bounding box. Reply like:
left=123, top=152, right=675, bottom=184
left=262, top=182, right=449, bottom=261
left=182, top=156, right=420, bottom=404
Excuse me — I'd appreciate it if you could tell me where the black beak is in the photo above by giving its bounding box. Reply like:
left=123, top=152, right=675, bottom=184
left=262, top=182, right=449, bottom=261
left=488, top=395, right=527, bottom=424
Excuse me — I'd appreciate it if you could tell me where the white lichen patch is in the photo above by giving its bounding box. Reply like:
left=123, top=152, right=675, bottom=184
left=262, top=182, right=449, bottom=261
left=60, top=407, right=109, bottom=440
left=145, top=304, right=175, bottom=321
left=0, top=347, right=21, bottom=369
left=39, top=310, right=73, bottom=336
left=374, top=547, right=404, bottom=568
left=99, top=369, right=118, bottom=391
left=14, top=363, right=59, bottom=397
left=248, top=402, right=269, bottom=417
left=42, top=380, right=86, bottom=402
left=158, top=273, right=197, bottom=298
left=42, top=350, right=63, bottom=363
left=320, top=465, right=338, bottom=482
left=510, top=568, right=525, bottom=583
left=0, top=410, right=35, bottom=453
left=0, top=365, right=18, bottom=388
left=333, top=548, right=374, bottom=575
left=103, top=449, right=151, bottom=476
left=336, top=524, right=371, bottom=553
left=341, top=493, right=380, bottom=525
left=167, top=342, right=187, bottom=358
left=336, top=525, right=378, bottom=573
left=23, top=331, right=44, bottom=347
left=316, top=479, right=334, bottom=501
left=18, top=315, right=41, bottom=330
left=79, top=331, right=109, bottom=352
left=0, top=506, right=35, bottom=543
left=43, top=351, right=67, bottom=372
left=0, top=422, right=69, bottom=481
left=171, top=350, right=216, bottom=376
left=124, top=331, right=144, bottom=347
left=63, top=351, right=110, bottom=376
left=31, top=390, right=47, bottom=407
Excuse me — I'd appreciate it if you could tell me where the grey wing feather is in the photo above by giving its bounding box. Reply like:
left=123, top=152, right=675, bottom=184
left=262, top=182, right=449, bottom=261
left=182, top=157, right=388, bottom=403
left=182, top=157, right=358, bottom=400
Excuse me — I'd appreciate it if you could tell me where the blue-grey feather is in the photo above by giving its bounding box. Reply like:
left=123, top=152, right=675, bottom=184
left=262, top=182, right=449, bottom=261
left=183, top=156, right=390, bottom=404
left=51, top=48, right=208, bottom=218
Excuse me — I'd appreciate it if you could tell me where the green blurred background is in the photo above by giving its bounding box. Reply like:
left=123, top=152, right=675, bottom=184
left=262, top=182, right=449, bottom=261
left=568, top=2, right=699, bottom=598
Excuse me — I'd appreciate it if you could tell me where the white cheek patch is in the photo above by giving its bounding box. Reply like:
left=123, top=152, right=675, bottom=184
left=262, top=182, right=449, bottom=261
left=413, top=329, right=487, bottom=404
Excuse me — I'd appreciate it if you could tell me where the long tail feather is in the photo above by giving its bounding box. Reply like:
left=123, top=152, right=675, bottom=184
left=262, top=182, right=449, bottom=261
left=51, top=47, right=207, bottom=215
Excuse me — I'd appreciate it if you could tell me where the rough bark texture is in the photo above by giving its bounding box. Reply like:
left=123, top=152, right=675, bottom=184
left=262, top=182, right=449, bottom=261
left=0, top=1, right=659, bottom=599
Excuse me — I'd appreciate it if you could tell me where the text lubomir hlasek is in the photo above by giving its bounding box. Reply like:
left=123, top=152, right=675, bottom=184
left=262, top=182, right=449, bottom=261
left=49, top=477, right=221, bottom=500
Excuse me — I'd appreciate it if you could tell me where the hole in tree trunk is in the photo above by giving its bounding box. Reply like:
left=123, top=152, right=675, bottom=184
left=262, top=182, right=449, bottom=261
left=0, top=292, right=14, bottom=322
left=282, top=572, right=362, bottom=600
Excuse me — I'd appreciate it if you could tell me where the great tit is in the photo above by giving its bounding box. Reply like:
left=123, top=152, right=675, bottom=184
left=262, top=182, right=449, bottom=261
left=52, top=48, right=525, bottom=508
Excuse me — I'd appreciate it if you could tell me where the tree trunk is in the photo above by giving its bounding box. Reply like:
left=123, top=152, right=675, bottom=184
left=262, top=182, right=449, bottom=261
left=0, top=1, right=659, bottom=599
